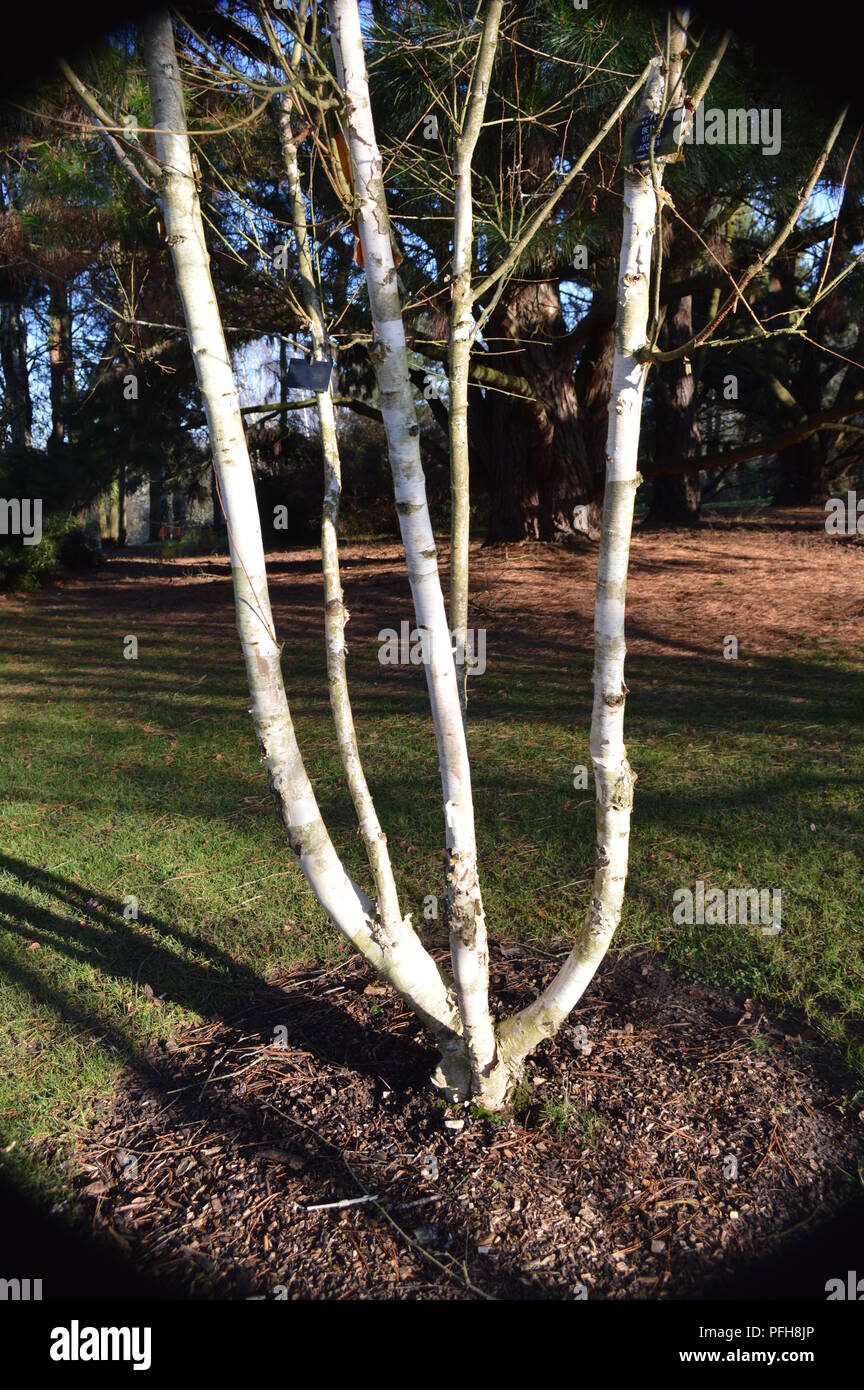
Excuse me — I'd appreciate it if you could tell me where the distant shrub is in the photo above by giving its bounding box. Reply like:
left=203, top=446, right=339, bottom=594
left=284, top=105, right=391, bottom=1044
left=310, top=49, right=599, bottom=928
left=60, top=526, right=102, bottom=570
left=158, top=526, right=229, bottom=558
left=0, top=442, right=112, bottom=590
left=0, top=516, right=62, bottom=591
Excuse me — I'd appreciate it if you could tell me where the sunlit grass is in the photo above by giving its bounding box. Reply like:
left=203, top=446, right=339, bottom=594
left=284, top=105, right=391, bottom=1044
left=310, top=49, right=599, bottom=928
left=1, top=563, right=862, bottom=1201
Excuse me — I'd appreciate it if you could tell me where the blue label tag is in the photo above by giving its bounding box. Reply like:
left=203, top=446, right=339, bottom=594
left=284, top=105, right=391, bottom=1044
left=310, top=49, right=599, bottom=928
left=625, top=106, right=684, bottom=166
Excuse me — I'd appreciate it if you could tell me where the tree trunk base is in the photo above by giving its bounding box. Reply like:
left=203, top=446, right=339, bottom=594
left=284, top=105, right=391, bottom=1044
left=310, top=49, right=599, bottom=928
left=430, top=1040, right=473, bottom=1104
left=431, top=1036, right=519, bottom=1111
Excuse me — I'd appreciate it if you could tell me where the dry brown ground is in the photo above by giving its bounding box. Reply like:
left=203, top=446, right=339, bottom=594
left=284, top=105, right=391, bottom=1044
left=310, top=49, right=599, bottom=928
left=22, top=507, right=861, bottom=668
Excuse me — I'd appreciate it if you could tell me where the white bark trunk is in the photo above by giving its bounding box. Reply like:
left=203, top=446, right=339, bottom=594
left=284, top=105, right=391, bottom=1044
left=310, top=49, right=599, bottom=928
left=329, top=0, right=506, bottom=1105
left=141, top=10, right=465, bottom=1082
left=499, top=49, right=675, bottom=1070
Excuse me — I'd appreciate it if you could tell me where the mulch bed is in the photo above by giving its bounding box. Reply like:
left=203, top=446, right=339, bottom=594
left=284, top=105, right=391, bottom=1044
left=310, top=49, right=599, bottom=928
left=70, top=946, right=864, bottom=1300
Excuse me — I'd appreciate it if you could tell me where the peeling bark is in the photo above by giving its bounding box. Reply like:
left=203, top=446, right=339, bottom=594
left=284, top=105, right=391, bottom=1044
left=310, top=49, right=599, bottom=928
left=499, top=43, right=677, bottom=1073
left=329, top=0, right=507, bottom=1106
left=141, top=9, right=464, bottom=1080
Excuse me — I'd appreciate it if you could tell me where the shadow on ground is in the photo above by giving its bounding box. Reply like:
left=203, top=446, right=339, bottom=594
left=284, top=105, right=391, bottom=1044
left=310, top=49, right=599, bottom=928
left=4, top=861, right=860, bottom=1302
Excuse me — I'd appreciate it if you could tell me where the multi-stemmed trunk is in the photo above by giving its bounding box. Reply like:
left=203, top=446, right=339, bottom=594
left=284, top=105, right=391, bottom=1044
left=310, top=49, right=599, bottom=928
left=135, top=2, right=710, bottom=1111
left=141, top=9, right=468, bottom=1095
left=66, top=0, right=847, bottom=1118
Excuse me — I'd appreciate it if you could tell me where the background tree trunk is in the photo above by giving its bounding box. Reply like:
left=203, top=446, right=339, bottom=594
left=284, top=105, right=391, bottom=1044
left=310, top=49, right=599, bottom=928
left=646, top=294, right=702, bottom=525
left=148, top=464, right=163, bottom=541
left=479, top=277, right=591, bottom=540
left=772, top=341, right=829, bottom=504
left=47, top=281, right=74, bottom=451
left=0, top=301, right=32, bottom=447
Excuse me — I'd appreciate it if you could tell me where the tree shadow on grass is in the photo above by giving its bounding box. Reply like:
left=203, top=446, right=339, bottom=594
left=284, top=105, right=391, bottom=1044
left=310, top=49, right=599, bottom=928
left=0, top=857, right=571, bottom=1300
left=0, top=853, right=391, bottom=1063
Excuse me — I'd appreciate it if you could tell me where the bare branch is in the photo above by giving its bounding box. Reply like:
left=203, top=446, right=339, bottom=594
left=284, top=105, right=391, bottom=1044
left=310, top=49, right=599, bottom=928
left=643, top=105, right=849, bottom=364
left=470, top=61, right=653, bottom=305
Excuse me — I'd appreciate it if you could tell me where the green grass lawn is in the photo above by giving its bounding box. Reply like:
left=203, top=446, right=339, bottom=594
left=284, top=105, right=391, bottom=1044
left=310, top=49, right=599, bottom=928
left=1, top=561, right=863, bottom=1202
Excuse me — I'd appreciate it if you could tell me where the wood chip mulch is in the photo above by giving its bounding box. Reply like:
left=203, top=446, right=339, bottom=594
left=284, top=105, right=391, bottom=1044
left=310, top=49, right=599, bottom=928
left=69, top=948, right=864, bottom=1300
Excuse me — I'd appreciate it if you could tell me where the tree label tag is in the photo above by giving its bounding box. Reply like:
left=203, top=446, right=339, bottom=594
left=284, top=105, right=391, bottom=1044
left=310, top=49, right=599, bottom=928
left=624, top=106, right=684, bottom=167
left=284, top=358, right=333, bottom=391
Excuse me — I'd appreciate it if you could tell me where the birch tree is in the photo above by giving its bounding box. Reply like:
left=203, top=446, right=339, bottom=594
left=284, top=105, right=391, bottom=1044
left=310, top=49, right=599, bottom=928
left=67, top=3, right=845, bottom=1110
left=134, top=1, right=726, bottom=1109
